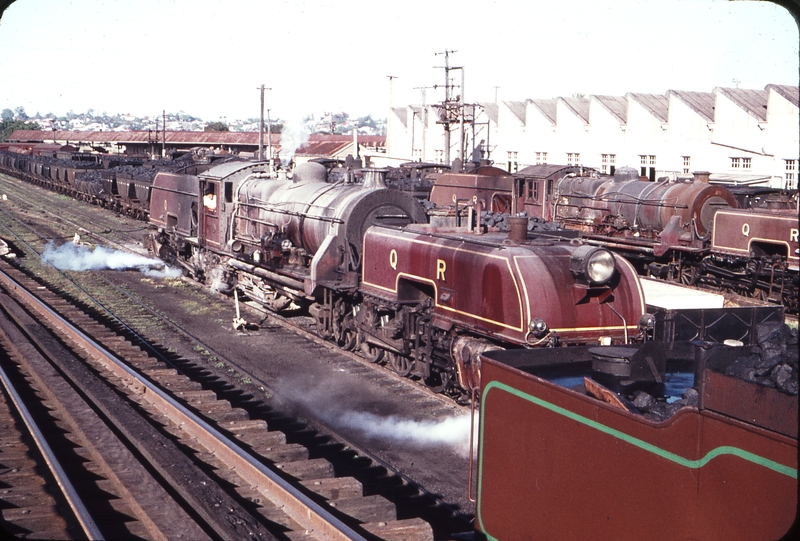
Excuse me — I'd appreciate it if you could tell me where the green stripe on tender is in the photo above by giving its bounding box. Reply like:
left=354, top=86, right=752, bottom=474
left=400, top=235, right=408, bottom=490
left=476, top=380, right=797, bottom=539
left=481, top=381, right=798, bottom=478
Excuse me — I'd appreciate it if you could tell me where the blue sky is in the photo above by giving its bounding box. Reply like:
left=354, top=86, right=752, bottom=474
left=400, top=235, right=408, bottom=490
left=0, top=0, right=797, bottom=122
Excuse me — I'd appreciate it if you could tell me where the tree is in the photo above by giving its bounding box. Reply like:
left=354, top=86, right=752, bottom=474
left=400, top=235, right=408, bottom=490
left=1, top=109, right=13, bottom=121
left=13, top=106, right=27, bottom=120
left=1, top=119, right=41, bottom=142
left=204, top=121, right=229, bottom=132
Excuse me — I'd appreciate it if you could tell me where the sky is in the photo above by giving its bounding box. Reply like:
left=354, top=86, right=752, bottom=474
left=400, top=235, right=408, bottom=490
left=0, top=0, right=797, bottom=123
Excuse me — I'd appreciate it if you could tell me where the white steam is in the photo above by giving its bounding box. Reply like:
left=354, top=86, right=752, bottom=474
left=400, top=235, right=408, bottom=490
left=42, top=241, right=182, bottom=278
left=278, top=117, right=311, bottom=167
left=332, top=411, right=477, bottom=458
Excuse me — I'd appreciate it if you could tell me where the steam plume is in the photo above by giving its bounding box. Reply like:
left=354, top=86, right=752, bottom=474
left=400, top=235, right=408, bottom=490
left=42, top=241, right=182, bottom=278
left=330, top=411, right=477, bottom=458
left=278, top=117, right=311, bottom=167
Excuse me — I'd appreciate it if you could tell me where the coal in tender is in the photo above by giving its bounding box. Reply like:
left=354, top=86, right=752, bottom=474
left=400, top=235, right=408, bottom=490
left=724, top=322, right=798, bottom=395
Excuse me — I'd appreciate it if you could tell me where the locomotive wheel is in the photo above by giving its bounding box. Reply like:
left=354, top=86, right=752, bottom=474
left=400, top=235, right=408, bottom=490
left=360, top=342, right=384, bottom=363
left=340, top=329, right=357, bottom=350
left=387, top=352, right=413, bottom=377
left=680, top=266, right=698, bottom=286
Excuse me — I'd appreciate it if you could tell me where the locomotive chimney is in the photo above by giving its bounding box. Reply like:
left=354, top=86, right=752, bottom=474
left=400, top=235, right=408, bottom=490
left=507, top=216, right=528, bottom=243
left=692, top=170, right=711, bottom=183
left=362, top=168, right=388, bottom=189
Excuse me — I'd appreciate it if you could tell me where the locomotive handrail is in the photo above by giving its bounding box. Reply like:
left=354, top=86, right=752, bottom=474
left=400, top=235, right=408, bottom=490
left=237, top=199, right=346, bottom=224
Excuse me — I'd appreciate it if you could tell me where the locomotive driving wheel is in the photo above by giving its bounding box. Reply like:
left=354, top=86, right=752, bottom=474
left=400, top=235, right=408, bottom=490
left=337, top=315, right=357, bottom=351
left=387, top=351, right=413, bottom=377
left=360, top=341, right=384, bottom=363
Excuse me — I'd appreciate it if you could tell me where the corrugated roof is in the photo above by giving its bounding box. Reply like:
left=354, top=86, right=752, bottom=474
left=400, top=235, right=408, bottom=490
left=479, top=102, right=499, bottom=124
left=529, top=99, right=557, bottom=124
left=503, top=100, right=528, bottom=125
left=392, top=107, right=408, bottom=128
left=714, top=87, right=768, bottom=121
left=7, top=130, right=384, bottom=147
left=296, top=141, right=353, bottom=157
left=668, top=90, right=715, bottom=122
left=559, top=97, right=590, bottom=123
left=628, top=93, right=669, bottom=122
left=766, top=84, right=800, bottom=108
left=592, top=95, right=627, bottom=124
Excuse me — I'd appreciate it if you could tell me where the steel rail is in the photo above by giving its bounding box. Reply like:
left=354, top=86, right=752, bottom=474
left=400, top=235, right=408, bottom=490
left=0, top=267, right=369, bottom=541
left=0, top=332, right=104, bottom=541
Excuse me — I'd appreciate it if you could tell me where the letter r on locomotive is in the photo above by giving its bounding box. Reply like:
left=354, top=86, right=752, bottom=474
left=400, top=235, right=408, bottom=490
left=437, top=259, right=447, bottom=281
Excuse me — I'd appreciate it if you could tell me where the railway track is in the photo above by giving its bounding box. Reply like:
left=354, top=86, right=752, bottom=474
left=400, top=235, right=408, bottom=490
left=0, top=259, right=437, bottom=540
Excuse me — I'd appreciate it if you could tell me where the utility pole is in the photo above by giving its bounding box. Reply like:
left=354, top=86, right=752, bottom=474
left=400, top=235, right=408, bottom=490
left=258, top=84, right=272, bottom=162
left=414, top=85, right=435, bottom=162
left=433, top=49, right=461, bottom=165
left=494, top=86, right=500, bottom=103
left=387, top=75, right=397, bottom=155
left=162, top=109, right=166, bottom=158
left=267, top=108, right=272, bottom=175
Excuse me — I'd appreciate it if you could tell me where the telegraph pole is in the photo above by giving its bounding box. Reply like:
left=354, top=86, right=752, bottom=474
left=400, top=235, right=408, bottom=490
left=387, top=75, right=398, bottom=155
left=258, top=84, right=272, bottom=162
left=433, top=50, right=463, bottom=164
left=414, top=85, right=435, bottom=162
left=162, top=109, right=166, bottom=158
left=267, top=108, right=272, bottom=174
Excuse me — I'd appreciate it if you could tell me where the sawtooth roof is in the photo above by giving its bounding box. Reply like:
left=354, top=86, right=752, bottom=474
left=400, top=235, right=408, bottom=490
left=504, top=100, right=528, bottom=124
left=529, top=99, right=557, bottom=124
left=715, top=87, right=768, bottom=121
left=592, top=95, right=628, bottom=124
left=559, top=97, right=590, bottom=123
left=668, top=90, right=716, bottom=122
left=766, top=84, right=799, bottom=107
left=628, top=93, right=670, bottom=123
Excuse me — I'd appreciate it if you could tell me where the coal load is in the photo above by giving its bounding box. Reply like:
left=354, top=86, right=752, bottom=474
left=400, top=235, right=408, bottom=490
left=480, top=211, right=567, bottom=233
left=630, top=322, right=797, bottom=423
left=724, top=322, right=798, bottom=395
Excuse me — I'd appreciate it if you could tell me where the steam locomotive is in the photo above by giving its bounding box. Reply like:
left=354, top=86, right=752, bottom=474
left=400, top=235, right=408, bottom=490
left=2, top=147, right=797, bottom=313
left=143, top=160, right=647, bottom=398
left=430, top=162, right=798, bottom=313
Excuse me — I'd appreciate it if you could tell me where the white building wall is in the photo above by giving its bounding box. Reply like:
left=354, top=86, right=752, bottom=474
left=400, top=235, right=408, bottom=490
left=586, top=99, right=626, bottom=173
left=494, top=101, right=527, bottom=173
left=665, top=95, right=714, bottom=174
left=521, top=102, right=553, bottom=167
left=625, top=95, right=669, bottom=178
left=710, top=90, right=768, bottom=179
left=765, top=89, right=800, bottom=188
left=553, top=100, right=589, bottom=167
left=387, top=85, right=797, bottom=187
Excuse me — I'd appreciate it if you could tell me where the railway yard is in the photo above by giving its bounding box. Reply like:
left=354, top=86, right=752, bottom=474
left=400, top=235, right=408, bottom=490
left=0, top=156, right=797, bottom=540
left=0, top=174, right=472, bottom=539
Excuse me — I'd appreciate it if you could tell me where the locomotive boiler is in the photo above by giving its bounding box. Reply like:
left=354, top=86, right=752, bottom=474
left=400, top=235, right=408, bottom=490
left=147, top=161, right=427, bottom=302
left=550, top=167, right=739, bottom=254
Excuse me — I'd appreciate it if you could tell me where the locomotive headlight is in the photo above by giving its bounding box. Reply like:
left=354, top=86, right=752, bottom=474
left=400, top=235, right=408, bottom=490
left=570, top=246, right=616, bottom=285
left=281, top=239, right=293, bottom=251
left=529, top=318, right=548, bottom=338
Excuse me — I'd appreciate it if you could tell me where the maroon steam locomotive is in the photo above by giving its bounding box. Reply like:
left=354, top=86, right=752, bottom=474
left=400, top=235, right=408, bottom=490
left=427, top=163, right=798, bottom=313
left=144, top=160, right=647, bottom=398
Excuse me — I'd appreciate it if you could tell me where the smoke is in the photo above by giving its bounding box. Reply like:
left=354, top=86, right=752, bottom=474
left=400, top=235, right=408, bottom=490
left=42, top=241, right=183, bottom=278
left=278, top=117, right=311, bottom=167
left=329, top=411, right=477, bottom=458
